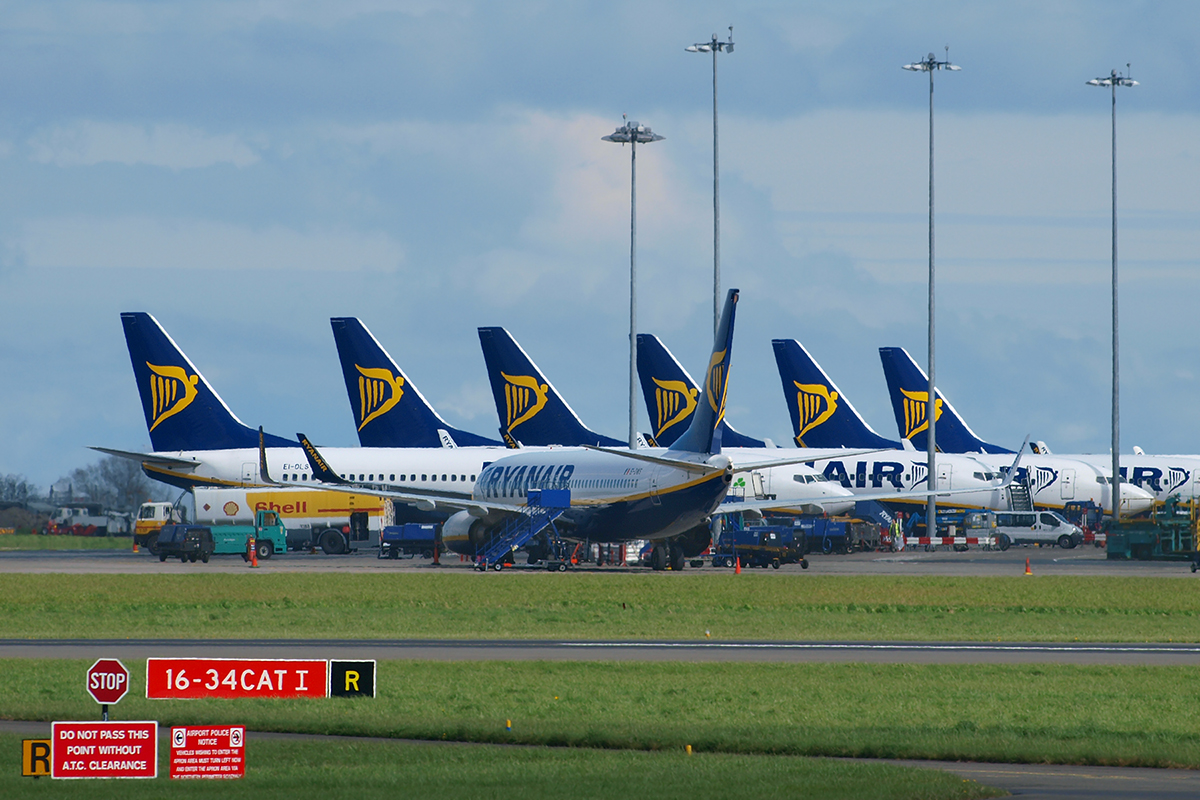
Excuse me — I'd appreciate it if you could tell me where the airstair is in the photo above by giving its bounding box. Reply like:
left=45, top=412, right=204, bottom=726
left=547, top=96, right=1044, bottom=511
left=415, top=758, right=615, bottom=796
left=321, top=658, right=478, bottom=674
left=475, top=489, right=570, bottom=570
left=1008, top=477, right=1034, bottom=511
left=853, top=500, right=896, bottom=528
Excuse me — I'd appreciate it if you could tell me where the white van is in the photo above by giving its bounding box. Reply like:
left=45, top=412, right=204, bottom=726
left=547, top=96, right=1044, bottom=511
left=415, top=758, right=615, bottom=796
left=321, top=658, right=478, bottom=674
left=993, top=511, right=1083, bottom=549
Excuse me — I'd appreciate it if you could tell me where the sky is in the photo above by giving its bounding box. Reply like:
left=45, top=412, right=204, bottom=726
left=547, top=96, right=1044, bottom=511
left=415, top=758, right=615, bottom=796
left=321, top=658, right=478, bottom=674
left=2, top=1, right=1199, bottom=489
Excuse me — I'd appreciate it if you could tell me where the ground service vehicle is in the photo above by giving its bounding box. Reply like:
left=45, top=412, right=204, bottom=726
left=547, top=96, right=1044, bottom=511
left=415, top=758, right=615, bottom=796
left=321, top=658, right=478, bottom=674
left=134, top=501, right=187, bottom=551
left=46, top=504, right=131, bottom=537
left=1107, top=497, right=1198, bottom=562
left=210, top=509, right=288, bottom=560
left=993, top=511, right=1082, bottom=549
left=711, top=525, right=808, bottom=569
left=379, top=523, right=439, bottom=559
left=192, top=487, right=395, bottom=554
left=156, top=525, right=215, bottom=563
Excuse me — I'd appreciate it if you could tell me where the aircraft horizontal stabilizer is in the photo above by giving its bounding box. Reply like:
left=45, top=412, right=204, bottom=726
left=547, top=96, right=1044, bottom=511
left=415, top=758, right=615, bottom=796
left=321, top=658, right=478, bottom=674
left=89, top=446, right=200, bottom=469
left=729, top=449, right=885, bottom=475
left=581, top=445, right=726, bottom=474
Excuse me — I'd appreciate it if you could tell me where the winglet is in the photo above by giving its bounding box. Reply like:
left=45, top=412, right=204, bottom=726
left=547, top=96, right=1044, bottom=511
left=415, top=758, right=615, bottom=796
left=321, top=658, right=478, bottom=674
left=258, top=427, right=280, bottom=486
left=296, top=432, right=351, bottom=485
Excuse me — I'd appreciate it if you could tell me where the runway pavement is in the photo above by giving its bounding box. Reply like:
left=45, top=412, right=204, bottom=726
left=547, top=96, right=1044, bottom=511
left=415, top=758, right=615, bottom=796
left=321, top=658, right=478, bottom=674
left=2, top=544, right=1197, bottom=576
left=4, top=637, right=1200, bottom=664
left=2, top=720, right=1196, bottom=799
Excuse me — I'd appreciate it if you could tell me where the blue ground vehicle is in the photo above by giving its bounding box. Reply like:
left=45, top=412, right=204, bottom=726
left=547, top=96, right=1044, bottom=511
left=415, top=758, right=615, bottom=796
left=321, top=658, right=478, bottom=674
left=711, top=524, right=808, bottom=569
left=379, top=523, right=440, bottom=559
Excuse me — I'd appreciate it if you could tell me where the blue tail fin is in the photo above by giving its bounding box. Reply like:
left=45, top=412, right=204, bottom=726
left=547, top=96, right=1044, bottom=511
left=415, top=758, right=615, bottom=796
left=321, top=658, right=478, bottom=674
left=120, top=312, right=296, bottom=452
left=669, top=289, right=739, bottom=455
left=330, top=317, right=504, bottom=448
left=771, top=339, right=901, bottom=450
left=637, top=333, right=767, bottom=448
left=477, top=327, right=625, bottom=447
left=878, top=346, right=1013, bottom=454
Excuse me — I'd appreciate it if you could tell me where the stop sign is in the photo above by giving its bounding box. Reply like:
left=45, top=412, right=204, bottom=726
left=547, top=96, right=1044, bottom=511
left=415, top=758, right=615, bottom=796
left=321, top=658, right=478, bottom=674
left=86, top=658, right=129, bottom=704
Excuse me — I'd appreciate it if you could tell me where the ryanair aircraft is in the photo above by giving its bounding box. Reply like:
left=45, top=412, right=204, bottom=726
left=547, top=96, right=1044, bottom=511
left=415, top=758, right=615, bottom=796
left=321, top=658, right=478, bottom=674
left=879, top=346, right=1194, bottom=507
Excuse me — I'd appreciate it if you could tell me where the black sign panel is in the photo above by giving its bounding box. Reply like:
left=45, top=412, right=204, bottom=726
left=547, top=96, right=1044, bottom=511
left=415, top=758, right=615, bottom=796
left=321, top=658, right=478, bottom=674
left=329, top=660, right=376, bottom=698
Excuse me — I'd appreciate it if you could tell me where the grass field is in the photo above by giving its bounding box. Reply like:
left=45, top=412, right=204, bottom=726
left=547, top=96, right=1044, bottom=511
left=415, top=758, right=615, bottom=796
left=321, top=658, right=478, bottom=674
left=3, top=658, right=1199, bottom=768
left=0, top=535, right=131, bottom=551
left=0, top=733, right=1000, bottom=800
left=2, top=573, right=1198, bottom=642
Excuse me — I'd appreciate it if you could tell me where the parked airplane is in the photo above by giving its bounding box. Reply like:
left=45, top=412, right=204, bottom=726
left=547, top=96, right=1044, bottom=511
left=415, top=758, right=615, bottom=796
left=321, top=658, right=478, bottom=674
left=879, top=345, right=1197, bottom=506
left=632, top=334, right=1015, bottom=514
left=477, top=327, right=627, bottom=448
left=329, top=316, right=504, bottom=448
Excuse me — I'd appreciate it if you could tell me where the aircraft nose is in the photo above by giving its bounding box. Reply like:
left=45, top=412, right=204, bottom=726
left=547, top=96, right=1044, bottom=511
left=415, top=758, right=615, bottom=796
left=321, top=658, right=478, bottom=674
left=1124, top=488, right=1155, bottom=514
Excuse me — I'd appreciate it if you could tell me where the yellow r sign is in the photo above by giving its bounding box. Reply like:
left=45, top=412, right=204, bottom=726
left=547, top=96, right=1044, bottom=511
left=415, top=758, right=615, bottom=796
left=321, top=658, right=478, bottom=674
left=23, top=739, right=51, bottom=777
left=345, top=671, right=359, bottom=693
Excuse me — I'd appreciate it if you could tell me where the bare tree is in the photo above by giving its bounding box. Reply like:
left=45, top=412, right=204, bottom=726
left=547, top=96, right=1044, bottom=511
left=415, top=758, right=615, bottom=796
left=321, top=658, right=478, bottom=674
left=0, top=474, right=37, bottom=504
left=59, top=457, right=171, bottom=512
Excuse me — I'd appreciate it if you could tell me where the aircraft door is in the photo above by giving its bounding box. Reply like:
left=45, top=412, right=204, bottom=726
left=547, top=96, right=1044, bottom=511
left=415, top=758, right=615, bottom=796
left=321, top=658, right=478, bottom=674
left=751, top=471, right=766, bottom=500
left=241, top=463, right=256, bottom=484
left=1060, top=469, right=1075, bottom=500
left=936, top=463, right=952, bottom=495
left=649, top=475, right=661, bottom=506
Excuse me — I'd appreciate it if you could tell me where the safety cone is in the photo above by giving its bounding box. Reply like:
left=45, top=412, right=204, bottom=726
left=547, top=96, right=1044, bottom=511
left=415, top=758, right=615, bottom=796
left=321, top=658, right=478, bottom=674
left=1024, top=557, right=1032, bottom=576
left=433, top=546, right=440, bottom=565
left=735, top=557, right=741, bottom=574
left=249, top=536, right=259, bottom=568
left=132, top=540, right=139, bottom=554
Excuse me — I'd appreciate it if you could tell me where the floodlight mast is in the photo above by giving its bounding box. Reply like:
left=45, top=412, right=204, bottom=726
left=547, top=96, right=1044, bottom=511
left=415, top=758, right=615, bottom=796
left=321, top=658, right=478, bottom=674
left=1087, top=67, right=1137, bottom=523
left=687, top=26, right=734, bottom=338
left=902, top=48, right=960, bottom=539
left=602, top=118, right=665, bottom=449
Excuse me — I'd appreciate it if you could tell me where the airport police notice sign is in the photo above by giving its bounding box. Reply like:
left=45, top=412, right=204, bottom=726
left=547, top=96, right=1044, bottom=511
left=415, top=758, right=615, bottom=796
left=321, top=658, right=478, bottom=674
left=51, top=721, right=157, bottom=779
left=170, top=726, right=245, bottom=779
left=146, top=658, right=328, bottom=699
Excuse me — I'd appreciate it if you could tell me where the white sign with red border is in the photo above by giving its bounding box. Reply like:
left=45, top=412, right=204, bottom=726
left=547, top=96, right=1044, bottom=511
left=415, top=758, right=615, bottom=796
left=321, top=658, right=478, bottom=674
left=170, top=725, right=245, bottom=779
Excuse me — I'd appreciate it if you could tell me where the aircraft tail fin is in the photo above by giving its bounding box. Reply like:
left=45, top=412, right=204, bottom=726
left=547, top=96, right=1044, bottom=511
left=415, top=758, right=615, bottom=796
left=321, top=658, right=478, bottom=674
left=637, top=333, right=766, bottom=448
left=878, top=346, right=1013, bottom=454
left=771, top=339, right=901, bottom=450
left=120, top=312, right=295, bottom=452
left=330, top=317, right=503, bottom=448
left=669, top=289, right=739, bottom=455
left=477, top=327, right=625, bottom=447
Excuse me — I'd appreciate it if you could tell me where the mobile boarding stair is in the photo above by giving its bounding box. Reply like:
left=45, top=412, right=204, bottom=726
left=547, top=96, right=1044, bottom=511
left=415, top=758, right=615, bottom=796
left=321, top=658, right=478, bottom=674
left=1007, top=475, right=1034, bottom=512
left=475, top=489, right=571, bottom=572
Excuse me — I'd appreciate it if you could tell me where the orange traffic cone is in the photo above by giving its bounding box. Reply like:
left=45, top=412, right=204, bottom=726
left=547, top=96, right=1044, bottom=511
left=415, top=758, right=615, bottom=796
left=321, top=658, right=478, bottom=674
left=1024, top=557, right=1032, bottom=576
left=735, top=557, right=741, bottom=574
left=132, top=540, right=139, bottom=554
left=249, top=536, right=259, bottom=568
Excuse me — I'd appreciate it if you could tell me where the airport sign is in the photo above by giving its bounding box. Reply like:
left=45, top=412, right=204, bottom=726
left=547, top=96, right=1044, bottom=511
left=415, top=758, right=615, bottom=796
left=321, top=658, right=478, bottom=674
left=170, top=725, right=245, bottom=779
left=86, top=659, right=129, bottom=705
left=51, top=721, right=158, bottom=779
left=146, top=658, right=328, bottom=699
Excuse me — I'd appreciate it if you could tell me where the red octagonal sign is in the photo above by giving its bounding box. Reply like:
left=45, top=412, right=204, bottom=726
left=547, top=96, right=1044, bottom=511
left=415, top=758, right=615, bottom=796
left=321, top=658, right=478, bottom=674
left=87, top=658, right=130, bottom=704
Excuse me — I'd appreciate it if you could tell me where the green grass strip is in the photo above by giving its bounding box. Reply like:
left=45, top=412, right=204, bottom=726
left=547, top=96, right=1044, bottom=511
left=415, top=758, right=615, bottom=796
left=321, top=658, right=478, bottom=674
left=0, top=733, right=1000, bottom=800
left=1, top=573, right=1198, bottom=642
left=0, top=535, right=131, bottom=551
left=2, top=658, right=1198, bottom=768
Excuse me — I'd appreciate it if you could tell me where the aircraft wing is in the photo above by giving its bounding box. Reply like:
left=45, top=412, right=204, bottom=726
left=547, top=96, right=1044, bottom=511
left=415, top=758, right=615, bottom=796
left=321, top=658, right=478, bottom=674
left=89, top=446, right=201, bottom=469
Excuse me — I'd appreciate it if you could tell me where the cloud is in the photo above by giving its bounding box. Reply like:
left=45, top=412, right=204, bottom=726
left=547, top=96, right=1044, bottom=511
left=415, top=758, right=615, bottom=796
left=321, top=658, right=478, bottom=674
left=18, top=217, right=404, bottom=272
left=28, top=121, right=260, bottom=170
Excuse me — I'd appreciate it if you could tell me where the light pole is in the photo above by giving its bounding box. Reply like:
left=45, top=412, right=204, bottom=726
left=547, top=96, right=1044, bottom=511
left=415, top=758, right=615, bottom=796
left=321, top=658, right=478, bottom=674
left=1087, top=66, right=1137, bottom=522
left=687, top=27, right=734, bottom=337
left=903, top=48, right=960, bottom=538
left=603, top=117, right=665, bottom=449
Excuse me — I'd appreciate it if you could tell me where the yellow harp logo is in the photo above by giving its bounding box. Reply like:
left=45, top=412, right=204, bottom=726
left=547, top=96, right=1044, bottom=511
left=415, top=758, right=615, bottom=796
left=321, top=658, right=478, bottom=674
left=355, top=365, right=405, bottom=431
left=652, top=378, right=698, bottom=438
left=793, top=382, right=838, bottom=445
left=900, top=388, right=943, bottom=439
left=705, top=349, right=729, bottom=425
left=502, top=372, right=549, bottom=432
left=146, top=363, right=200, bottom=431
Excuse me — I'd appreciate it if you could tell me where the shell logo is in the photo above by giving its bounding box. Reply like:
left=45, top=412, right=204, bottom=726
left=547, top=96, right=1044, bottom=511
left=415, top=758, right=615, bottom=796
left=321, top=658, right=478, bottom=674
left=223, top=501, right=240, bottom=517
